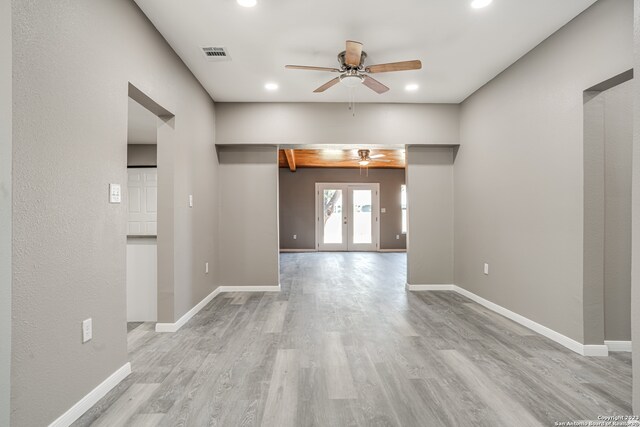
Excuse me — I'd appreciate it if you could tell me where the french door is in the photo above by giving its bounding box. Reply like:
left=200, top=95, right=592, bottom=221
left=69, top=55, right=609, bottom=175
left=316, top=183, right=380, bottom=251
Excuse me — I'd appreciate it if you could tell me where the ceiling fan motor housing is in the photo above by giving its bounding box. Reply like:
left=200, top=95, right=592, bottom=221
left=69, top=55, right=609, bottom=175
left=338, top=50, right=367, bottom=70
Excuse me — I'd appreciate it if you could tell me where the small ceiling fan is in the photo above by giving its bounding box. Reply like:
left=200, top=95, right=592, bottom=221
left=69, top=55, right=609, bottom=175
left=353, top=149, right=390, bottom=166
left=285, top=40, right=422, bottom=94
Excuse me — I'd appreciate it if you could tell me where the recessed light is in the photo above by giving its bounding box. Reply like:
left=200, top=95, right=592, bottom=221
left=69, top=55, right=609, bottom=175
left=237, top=0, right=257, bottom=7
left=471, top=0, right=492, bottom=9
left=265, top=82, right=279, bottom=91
left=405, top=84, right=419, bottom=92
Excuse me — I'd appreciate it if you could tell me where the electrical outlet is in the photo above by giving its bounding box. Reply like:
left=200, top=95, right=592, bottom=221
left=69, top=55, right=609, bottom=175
left=381, top=208, right=386, bottom=213
left=484, top=263, right=489, bottom=275
left=205, top=262, right=209, bottom=274
left=82, top=318, right=92, bottom=343
left=293, top=234, right=297, bottom=240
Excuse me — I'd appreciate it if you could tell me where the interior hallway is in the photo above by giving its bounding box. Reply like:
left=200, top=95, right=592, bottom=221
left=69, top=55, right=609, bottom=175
left=74, top=253, right=631, bottom=426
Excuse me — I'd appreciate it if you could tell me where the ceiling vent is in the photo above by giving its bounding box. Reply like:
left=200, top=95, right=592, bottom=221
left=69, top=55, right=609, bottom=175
left=201, top=47, right=231, bottom=61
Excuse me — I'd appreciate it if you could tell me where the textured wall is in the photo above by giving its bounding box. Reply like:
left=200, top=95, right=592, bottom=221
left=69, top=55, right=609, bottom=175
left=632, top=0, right=640, bottom=414
left=215, top=103, right=460, bottom=146
left=279, top=168, right=406, bottom=250
left=602, top=81, right=633, bottom=341
left=406, top=146, right=454, bottom=285
left=455, top=0, right=633, bottom=343
left=11, top=1, right=218, bottom=425
left=218, top=146, right=280, bottom=287
left=127, top=144, right=157, bottom=167
left=583, top=91, right=606, bottom=345
left=0, top=0, right=11, bottom=423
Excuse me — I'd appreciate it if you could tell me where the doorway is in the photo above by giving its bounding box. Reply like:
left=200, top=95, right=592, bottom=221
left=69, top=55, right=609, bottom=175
left=315, top=183, right=380, bottom=251
left=126, top=96, right=158, bottom=327
left=583, top=70, right=633, bottom=349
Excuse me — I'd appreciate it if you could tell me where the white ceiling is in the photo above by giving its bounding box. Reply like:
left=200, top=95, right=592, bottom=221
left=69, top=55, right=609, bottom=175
left=134, top=0, right=597, bottom=103
left=127, top=98, right=157, bottom=145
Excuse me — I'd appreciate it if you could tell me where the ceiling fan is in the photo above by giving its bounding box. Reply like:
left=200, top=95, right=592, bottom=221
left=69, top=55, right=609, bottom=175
left=285, top=40, right=422, bottom=94
left=353, top=149, right=390, bottom=166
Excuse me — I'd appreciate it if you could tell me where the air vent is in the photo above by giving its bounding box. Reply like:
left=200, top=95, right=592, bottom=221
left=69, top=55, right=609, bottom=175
left=201, top=47, right=231, bottom=61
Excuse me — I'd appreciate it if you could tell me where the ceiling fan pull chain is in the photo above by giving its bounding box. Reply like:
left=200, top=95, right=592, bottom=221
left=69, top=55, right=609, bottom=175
left=347, top=87, right=356, bottom=117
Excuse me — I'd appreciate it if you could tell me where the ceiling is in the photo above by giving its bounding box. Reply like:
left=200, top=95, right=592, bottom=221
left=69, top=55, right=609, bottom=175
left=279, top=149, right=405, bottom=170
left=134, top=0, right=596, bottom=103
left=127, top=98, right=157, bottom=145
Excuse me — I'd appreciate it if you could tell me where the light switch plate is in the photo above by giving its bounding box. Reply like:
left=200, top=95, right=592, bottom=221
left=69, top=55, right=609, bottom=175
left=205, top=262, right=209, bottom=274
left=82, top=318, right=92, bottom=343
left=381, top=208, right=386, bottom=213
left=484, top=263, right=489, bottom=275
left=189, top=195, right=193, bottom=208
left=109, top=184, right=121, bottom=204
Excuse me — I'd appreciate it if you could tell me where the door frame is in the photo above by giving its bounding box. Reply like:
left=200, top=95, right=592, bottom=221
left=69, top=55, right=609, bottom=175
left=314, top=182, right=380, bottom=252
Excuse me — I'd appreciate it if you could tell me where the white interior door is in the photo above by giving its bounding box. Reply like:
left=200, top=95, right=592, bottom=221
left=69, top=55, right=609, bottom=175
left=316, top=183, right=379, bottom=251
left=127, top=168, right=157, bottom=236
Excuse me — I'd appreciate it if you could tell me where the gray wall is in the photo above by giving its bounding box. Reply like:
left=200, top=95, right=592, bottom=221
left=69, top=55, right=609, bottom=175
left=279, top=168, right=406, bottom=250
left=1, top=0, right=11, bottom=423
left=11, top=1, right=218, bottom=426
left=455, top=0, right=633, bottom=343
left=632, top=0, right=640, bottom=413
left=218, top=146, right=280, bottom=287
left=216, top=103, right=460, bottom=146
left=406, top=146, right=454, bottom=285
left=583, top=90, right=607, bottom=344
left=603, top=81, right=633, bottom=341
left=127, top=144, right=157, bottom=166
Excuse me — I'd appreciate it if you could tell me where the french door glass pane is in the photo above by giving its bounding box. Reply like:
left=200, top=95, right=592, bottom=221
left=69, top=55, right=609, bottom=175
left=323, top=189, right=343, bottom=244
left=352, top=189, right=372, bottom=244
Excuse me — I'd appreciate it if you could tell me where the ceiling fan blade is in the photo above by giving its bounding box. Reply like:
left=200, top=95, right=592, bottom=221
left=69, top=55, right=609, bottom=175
left=366, top=60, right=422, bottom=73
left=362, top=75, right=389, bottom=94
left=370, top=154, right=385, bottom=158
left=345, top=40, right=363, bottom=67
left=313, top=77, right=341, bottom=93
left=285, top=65, right=341, bottom=72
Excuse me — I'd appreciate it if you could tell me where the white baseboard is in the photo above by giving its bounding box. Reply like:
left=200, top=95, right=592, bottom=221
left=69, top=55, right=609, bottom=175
left=48, top=362, right=131, bottom=427
left=406, top=284, right=454, bottom=291
left=379, top=249, right=407, bottom=253
left=155, top=287, right=222, bottom=332
left=408, top=284, right=609, bottom=357
left=155, top=284, right=281, bottom=333
left=220, top=285, right=282, bottom=292
left=280, top=249, right=317, bottom=253
left=605, top=340, right=632, bottom=352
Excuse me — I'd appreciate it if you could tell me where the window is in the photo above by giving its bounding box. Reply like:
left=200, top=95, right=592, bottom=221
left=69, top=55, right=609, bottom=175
left=401, top=184, right=407, bottom=234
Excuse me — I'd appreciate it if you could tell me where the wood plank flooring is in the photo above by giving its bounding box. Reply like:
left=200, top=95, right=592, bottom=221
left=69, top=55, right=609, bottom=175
left=74, top=252, right=632, bottom=426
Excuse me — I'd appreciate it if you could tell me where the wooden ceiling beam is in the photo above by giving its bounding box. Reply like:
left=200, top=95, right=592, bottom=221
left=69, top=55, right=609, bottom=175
left=284, top=149, right=296, bottom=172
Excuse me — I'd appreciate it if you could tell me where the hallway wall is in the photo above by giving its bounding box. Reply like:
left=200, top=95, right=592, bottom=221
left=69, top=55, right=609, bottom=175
left=602, top=81, right=633, bottom=341
left=455, top=0, right=633, bottom=344
left=218, top=146, right=280, bottom=287
left=1, top=0, right=11, bottom=423
left=11, top=1, right=218, bottom=425
left=406, top=146, right=454, bottom=285
left=215, top=103, right=460, bottom=146
left=632, top=0, right=640, bottom=413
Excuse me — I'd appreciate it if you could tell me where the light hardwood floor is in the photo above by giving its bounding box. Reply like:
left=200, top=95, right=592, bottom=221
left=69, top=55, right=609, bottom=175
left=74, top=252, right=631, bottom=426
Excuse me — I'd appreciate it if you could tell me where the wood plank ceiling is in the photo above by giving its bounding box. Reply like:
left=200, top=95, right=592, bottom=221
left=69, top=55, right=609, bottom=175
left=278, top=149, right=405, bottom=170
